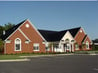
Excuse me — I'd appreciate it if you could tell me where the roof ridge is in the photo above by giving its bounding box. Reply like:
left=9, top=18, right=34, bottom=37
left=2, top=19, right=27, bottom=40
left=60, top=27, right=81, bottom=32
left=38, top=29, right=58, bottom=32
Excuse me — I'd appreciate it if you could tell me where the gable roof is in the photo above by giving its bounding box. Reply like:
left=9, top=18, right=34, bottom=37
left=1, top=19, right=81, bottom=42
left=1, top=19, right=27, bottom=40
left=68, top=27, right=81, bottom=37
left=81, top=35, right=87, bottom=43
left=38, top=27, right=81, bottom=42
left=93, top=39, right=98, bottom=43
left=38, top=30, right=60, bottom=42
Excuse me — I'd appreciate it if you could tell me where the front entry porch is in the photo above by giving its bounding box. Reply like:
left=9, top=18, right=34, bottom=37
left=63, top=43, right=72, bottom=52
left=51, top=42, right=74, bottom=53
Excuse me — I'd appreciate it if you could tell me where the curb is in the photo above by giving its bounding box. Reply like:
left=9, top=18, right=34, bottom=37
left=0, top=58, right=30, bottom=62
left=20, top=53, right=98, bottom=58
left=20, top=53, right=74, bottom=58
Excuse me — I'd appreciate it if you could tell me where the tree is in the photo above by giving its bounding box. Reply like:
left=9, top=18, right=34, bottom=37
left=0, top=26, right=4, bottom=38
left=0, top=23, right=15, bottom=38
left=4, top=22, right=15, bottom=30
left=0, top=39, right=4, bottom=53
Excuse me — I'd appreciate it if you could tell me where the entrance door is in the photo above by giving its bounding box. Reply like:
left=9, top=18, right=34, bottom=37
left=64, top=43, right=71, bottom=52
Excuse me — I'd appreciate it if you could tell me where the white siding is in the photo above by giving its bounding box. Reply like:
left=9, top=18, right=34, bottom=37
left=61, top=31, right=74, bottom=42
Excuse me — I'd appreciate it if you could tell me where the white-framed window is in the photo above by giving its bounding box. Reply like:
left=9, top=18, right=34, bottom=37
left=75, top=44, right=79, bottom=50
left=86, top=41, right=89, bottom=49
left=80, top=29, right=82, bottom=33
left=15, top=38, right=21, bottom=51
left=33, top=43, right=39, bottom=51
left=25, top=24, right=30, bottom=28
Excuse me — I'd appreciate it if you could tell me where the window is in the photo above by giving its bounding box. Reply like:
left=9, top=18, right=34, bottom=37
left=33, top=43, right=39, bottom=51
left=25, top=24, right=29, bottom=28
left=86, top=41, right=89, bottom=49
left=80, top=29, right=82, bottom=33
left=46, top=47, right=50, bottom=51
left=75, top=44, right=79, bottom=50
left=15, top=38, right=21, bottom=51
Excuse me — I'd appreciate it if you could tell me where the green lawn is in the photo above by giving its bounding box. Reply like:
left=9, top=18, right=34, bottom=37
left=74, top=50, right=98, bottom=54
left=0, top=55, right=23, bottom=60
left=0, top=51, right=98, bottom=60
left=0, top=52, right=63, bottom=60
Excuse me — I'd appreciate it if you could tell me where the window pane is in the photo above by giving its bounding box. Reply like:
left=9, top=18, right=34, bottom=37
left=15, top=38, right=21, bottom=51
left=16, top=44, right=20, bottom=50
left=33, top=43, right=39, bottom=51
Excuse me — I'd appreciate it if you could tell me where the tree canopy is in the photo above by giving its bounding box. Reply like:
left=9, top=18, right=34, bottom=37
left=0, top=23, right=15, bottom=38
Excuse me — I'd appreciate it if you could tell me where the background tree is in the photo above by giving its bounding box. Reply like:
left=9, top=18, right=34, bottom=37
left=0, top=26, right=4, bottom=38
left=4, top=22, right=15, bottom=30
left=0, top=39, right=4, bottom=53
left=0, top=23, right=15, bottom=54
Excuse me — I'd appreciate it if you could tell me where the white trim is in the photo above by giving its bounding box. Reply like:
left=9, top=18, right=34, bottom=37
left=74, top=27, right=84, bottom=39
left=27, top=19, right=46, bottom=42
left=5, top=20, right=26, bottom=41
left=14, top=38, right=21, bottom=51
left=6, top=39, right=11, bottom=43
left=18, top=28, right=31, bottom=42
left=61, top=31, right=74, bottom=42
left=74, top=28, right=80, bottom=39
left=5, top=19, right=46, bottom=42
left=83, top=35, right=92, bottom=44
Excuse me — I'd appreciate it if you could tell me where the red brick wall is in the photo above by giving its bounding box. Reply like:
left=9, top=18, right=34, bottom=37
left=74, top=28, right=92, bottom=51
left=5, top=20, right=46, bottom=54
left=75, top=28, right=85, bottom=45
left=74, top=28, right=85, bottom=51
left=83, top=36, right=92, bottom=50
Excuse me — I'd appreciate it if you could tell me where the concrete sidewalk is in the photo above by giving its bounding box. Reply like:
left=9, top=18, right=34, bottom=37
left=20, top=53, right=98, bottom=58
left=0, top=58, right=30, bottom=62
left=20, top=53, right=74, bottom=58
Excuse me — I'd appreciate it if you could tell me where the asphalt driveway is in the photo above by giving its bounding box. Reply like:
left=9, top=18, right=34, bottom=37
left=0, top=55, right=98, bottom=73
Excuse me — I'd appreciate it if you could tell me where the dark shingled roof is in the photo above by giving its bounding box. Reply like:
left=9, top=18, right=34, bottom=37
left=81, top=35, right=87, bottom=43
left=38, top=30, right=68, bottom=42
left=92, top=39, right=98, bottom=43
left=38, top=27, right=81, bottom=42
left=38, top=30, right=59, bottom=42
left=2, top=19, right=26, bottom=40
left=68, top=27, right=81, bottom=37
left=1, top=19, right=81, bottom=42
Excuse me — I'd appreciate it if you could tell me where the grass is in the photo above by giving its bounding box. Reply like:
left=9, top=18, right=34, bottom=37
left=0, top=50, right=98, bottom=60
left=0, top=55, right=23, bottom=60
left=74, top=50, right=98, bottom=54
left=0, top=52, right=71, bottom=60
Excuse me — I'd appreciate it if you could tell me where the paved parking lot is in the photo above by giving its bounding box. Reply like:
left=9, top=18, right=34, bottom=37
left=0, top=55, right=98, bottom=73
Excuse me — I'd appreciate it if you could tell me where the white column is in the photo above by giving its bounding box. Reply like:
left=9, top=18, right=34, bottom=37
left=72, top=43, right=74, bottom=52
left=51, top=44, right=53, bottom=52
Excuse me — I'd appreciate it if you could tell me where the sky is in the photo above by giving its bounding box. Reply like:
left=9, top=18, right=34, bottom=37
left=0, top=1, right=98, bottom=40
